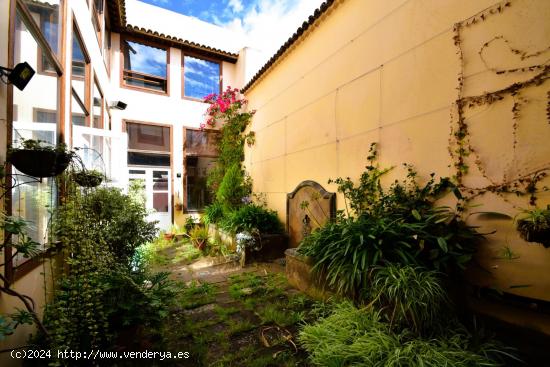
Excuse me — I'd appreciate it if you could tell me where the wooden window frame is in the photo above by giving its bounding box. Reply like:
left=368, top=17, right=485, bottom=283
left=182, top=127, right=220, bottom=212
left=30, top=2, right=59, bottom=77
left=5, top=0, right=67, bottom=282
left=32, top=107, right=58, bottom=123
left=120, top=36, right=170, bottom=96
left=91, top=0, right=104, bottom=49
left=182, top=52, right=222, bottom=102
left=92, top=74, right=104, bottom=129
left=70, top=18, right=91, bottom=137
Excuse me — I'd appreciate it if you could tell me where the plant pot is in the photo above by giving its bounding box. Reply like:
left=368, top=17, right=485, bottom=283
left=517, top=222, right=550, bottom=248
left=73, top=171, right=103, bottom=187
left=174, top=234, right=186, bottom=242
left=9, top=150, right=72, bottom=178
left=193, top=239, right=207, bottom=251
left=164, top=233, right=175, bottom=241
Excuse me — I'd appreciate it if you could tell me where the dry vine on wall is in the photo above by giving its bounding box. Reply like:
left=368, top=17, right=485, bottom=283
left=450, top=0, right=550, bottom=212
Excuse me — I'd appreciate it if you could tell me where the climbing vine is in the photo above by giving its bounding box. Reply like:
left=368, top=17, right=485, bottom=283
left=450, top=0, right=550, bottom=211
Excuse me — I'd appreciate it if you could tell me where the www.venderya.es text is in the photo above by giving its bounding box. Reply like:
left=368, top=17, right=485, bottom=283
left=10, top=349, right=190, bottom=361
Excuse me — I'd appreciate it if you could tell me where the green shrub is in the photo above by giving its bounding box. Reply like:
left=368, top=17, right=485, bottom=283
left=203, top=201, right=225, bottom=225
left=299, top=302, right=515, bottom=367
left=298, top=144, right=483, bottom=296
left=216, top=163, right=251, bottom=211
left=80, top=187, right=157, bottom=267
left=222, top=204, right=282, bottom=234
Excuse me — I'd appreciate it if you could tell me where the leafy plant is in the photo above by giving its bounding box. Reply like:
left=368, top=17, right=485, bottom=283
left=203, top=201, right=225, bottom=225
left=367, top=265, right=449, bottom=333
left=72, top=169, right=103, bottom=187
left=189, top=226, right=209, bottom=250
left=299, top=144, right=483, bottom=296
left=222, top=203, right=282, bottom=234
left=299, top=302, right=516, bottom=367
left=516, top=206, right=550, bottom=248
left=12, top=138, right=70, bottom=153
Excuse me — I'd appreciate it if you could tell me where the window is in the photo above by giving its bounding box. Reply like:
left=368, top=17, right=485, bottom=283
left=91, top=0, right=104, bottom=46
left=127, top=122, right=171, bottom=166
left=183, top=128, right=220, bottom=211
left=10, top=3, right=63, bottom=272
left=71, top=24, right=90, bottom=128
left=183, top=55, right=221, bottom=99
left=24, top=0, right=62, bottom=74
left=121, top=38, right=168, bottom=93
left=92, top=79, right=103, bottom=129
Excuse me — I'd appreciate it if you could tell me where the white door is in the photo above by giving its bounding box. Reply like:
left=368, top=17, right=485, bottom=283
left=129, top=168, right=171, bottom=231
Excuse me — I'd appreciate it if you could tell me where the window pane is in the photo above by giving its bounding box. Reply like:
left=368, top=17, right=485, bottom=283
left=123, top=40, right=166, bottom=78
left=72, top=33, right=86, bottom=78
left=185, top=129, right=220, bottom=156
left=12, top=9, right=59, bottom=249
left=23, top=0, right=62, bottom=62
left=127, top=123, right=170, bottom=152
left=153, top=193, right=169, bottom=213
left=186, top=156, right=216, bottom=210
left=128, top=152, right=170, bottom=166
left=92, top=81, right=103, bottom=128
left=184, top=56, right=220, bottom=99
left=71, top=93, right=86, bottom=126
left=153, top=170, right=169, bottom=191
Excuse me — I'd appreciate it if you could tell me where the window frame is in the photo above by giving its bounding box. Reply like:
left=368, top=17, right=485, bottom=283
left=70, top=18, right=91, bottom=137
left=182, top=52, right=222, bottom=102
left=182, top=127, right=220, bottom=212
left=5, top=0, right=67, bottom=282
left=92, top=75, right=104, bottom=129
left=120, top=36, right=170, bottom=96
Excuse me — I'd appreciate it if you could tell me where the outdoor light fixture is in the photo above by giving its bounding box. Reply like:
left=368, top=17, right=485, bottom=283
left=0, top=62, right=35, bottom=91
left=109, top=101, right=127, bottom=110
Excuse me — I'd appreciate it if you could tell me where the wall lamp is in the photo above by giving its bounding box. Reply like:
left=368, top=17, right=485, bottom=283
left=0, top=62, right=35, bottom=91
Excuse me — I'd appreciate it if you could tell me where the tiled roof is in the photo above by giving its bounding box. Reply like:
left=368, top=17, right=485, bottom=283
left=107, top=0, right=238, bottom=63
left=124, top=25, right=239, bottom=62
left=241, top=0, right=336, bottom=93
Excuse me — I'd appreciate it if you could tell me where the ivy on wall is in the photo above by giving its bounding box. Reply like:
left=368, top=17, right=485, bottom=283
left=450, top=0, right=550, bottom=212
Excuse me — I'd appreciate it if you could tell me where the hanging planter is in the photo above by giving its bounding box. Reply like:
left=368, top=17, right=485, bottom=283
left=73, top=170, right=103, bottom=188
left=8, top=140, right=73, bottom=178
left=516, top=207, right=550, bottom=248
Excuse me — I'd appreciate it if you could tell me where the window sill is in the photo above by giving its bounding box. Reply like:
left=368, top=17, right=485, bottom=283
left=11, top=243, right=61, bottom=282
left=122, top=83, right=169, bottom=96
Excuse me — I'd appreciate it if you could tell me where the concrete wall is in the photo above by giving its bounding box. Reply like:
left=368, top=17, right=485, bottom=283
left=244, top=0, right=550, bottom=311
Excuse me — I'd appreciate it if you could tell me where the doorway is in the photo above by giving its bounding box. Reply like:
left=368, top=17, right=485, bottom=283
left=128, top=168, right=171, bottom=231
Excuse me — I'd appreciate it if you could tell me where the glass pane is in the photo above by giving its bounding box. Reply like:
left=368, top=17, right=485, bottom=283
left=12, top=9, right=59, bottom=248
left=185, top=129, right=220, bottom=156
left=153, top=193, right=169, bottom=213
left=186, top=156, right=216, bottom=210
left=23, top=0, right=62, bottom=62
left=72, top=32, right=86, bottom=78
left=127, top=152, right=170, bottom=166
left=123, top=40, right=166, bottom=78
left=71, top=93, right=86, bottom=126
left=92, top=82, right=103, bottom=128
left=127, top=123, right=170, bottom=152
left=184, top=56, right=220, bottom=99
left=153, top=170, right=168, bottom=191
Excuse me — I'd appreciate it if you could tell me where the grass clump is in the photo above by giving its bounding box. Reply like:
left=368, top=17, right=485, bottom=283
left=299, top=302, right=515, bottom=367
left=178, top=280, right=217, bottom=309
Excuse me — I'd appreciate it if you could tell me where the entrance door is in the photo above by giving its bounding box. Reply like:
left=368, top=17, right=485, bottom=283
left=129, top=168, right=171, bottom=231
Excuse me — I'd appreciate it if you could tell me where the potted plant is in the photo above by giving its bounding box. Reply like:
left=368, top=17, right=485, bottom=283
left=8, top=139, right=73, bottom=178
left=516, top=206, right=550, bottom=248
left=73, top=169, right=103, bottom=188
left=189, top=226, right=208, bottom=251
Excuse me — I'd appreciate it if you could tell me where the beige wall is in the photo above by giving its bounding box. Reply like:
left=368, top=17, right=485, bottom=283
left=244, top=0, right=550, bottom=306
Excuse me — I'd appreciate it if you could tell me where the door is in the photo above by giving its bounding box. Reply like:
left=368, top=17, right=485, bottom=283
left=129, top=168, right=171, bottom=231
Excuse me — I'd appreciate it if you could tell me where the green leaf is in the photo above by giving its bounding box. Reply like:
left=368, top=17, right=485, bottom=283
left=411, top=209, right=421, bottom=221
left=437, top=237, right=448, bottom=253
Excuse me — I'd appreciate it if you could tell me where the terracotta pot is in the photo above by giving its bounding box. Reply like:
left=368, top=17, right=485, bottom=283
left=164, top=233, right=175, bottom=241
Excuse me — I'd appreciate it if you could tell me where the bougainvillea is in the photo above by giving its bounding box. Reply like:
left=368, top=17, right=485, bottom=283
left=202, top=87, right=255, bottom=208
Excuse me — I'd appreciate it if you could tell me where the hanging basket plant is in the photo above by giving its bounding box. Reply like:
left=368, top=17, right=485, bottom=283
left=516, top=206, right=550, bottom=248
left=8, top=139, right=73, bottom=178
left=72, top=169, right=103, bottom=188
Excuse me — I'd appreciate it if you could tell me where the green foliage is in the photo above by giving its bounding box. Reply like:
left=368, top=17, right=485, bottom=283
left=221, top=204, right=282, bottom=234
left=77, top=187, right=157, bottom=267
left=128, top=178, right=146, bottom=208
left=299, top=144, right=483, bottom=296
left=13, top=138, right=70, bottom=153
left=367, top=265, right=449, bottom=333
left=216, top=163, right=251, bottom=211
left=189, top=226, right=209, bottom=248
left=299, top=302, right=515, bottom=367
left=516, top=206, right=550, bottom=247
left=203, top=201, right=225, bottom=225
left=0, top=215, right=41, bottom=258
left=0, top=310, right=34, bottom=341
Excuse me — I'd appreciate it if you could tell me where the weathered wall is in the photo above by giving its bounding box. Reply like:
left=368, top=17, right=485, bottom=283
left=244, top=0, right=550, bottom=312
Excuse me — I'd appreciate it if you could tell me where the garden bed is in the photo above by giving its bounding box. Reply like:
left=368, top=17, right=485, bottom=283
left=285, top=248, right=333, bottom=300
